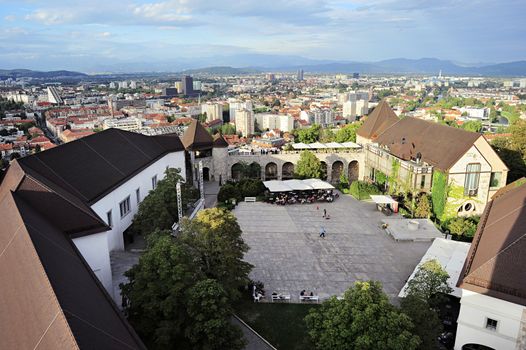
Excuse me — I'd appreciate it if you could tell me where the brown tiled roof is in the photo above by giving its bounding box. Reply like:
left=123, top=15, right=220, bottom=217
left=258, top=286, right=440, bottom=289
left=457, top=180, right=526, bottom=306
left=374, top=117, right=481, bottom=171
left=0, top=164, right=146, bottom=349
left=181, top=119, right=213, bottom=151
left=213, top=134, right=229, bottom=148
left=356, top=99, right=399, bottom=139
left=18, top=128, right=184, bottom=204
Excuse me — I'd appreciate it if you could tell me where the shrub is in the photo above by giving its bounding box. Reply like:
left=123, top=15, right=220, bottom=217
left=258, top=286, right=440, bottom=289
left=217, top=179, right=266, bottom=206
left=349, top=180, right=381, bottom=200
left=443, top=216, right=479, bottom=241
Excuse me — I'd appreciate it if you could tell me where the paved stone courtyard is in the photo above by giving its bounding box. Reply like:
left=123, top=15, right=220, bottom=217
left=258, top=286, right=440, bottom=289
left=234, top=195, right=432, bottom=302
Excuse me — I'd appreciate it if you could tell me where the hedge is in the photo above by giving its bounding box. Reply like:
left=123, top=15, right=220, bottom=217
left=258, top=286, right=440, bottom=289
left=218, top=179, right=266, bottom=204
left=350, top=181, right=381, bottom=200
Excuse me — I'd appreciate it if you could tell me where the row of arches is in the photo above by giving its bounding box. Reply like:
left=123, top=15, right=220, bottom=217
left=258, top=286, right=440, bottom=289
left=231, top=160, right=359, bottom=182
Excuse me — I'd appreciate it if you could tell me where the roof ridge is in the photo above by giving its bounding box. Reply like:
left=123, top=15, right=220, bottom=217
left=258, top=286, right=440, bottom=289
left=23, top=174, right=107, bottom=229
left=114, top=130, right=154, bottom=160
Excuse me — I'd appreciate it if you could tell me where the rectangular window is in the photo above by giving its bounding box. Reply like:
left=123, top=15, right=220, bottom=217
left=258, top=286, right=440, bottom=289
left=106, top=210, right=113, bottom=227
left=490, top=172, right=501, bottom=188
left=464, top=163, right=481, bottom=196
left=486, top=318, right=498, bottom=331
left=136, top=188, right=140, bottom=204
left=420, top=175, right=426, bottom=189
left=152, top=175, right=158, bottom=189
left=119, top=196, right=131, bottom=218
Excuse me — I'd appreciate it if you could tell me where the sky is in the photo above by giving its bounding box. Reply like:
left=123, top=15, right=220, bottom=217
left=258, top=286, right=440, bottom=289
left=0, top=0, right=525, bottom=72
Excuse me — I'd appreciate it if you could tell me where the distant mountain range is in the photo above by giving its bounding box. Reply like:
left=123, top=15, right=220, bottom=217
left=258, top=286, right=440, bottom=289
left=176, top=58, right=526, bottom=76
left=0, top=69, right=87, bottom=79
left=2, top=57, right=526, bottom=77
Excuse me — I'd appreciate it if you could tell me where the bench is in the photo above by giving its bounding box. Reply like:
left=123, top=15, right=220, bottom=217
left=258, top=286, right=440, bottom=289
left=271, top=294, right=291, bottom=302
left=300, top=295, right=319, bottom=303
left=244, top=197, right=257, bottom=202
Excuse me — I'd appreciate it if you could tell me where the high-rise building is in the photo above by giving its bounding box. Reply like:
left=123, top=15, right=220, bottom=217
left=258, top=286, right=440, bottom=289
left=182, top=75, right=194, bottom=96
left=229, top=100, right=252, bottom=122
left=297, top=69, right=304, bottom=81
left=235, top=108, right=254, bottom=136
left=175, top=81, right=183, bottom=93
left=193, top=80, right=202, bottom=91
left=202, top=103, right=223, bottom=122
left=352, top=73, right=360, bottom=79
left=266, top=73, right=275, bottom=81
left=255, top=114, right=294, bottom=132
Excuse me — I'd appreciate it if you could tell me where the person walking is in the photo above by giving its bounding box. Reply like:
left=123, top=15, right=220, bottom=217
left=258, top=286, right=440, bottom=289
left=319, top=226, right=326, bottom=238
left=323, top=208, right=327, bottom=218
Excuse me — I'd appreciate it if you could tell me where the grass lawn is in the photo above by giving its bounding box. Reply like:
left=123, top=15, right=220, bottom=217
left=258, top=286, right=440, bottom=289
left=234, top=296, right=320, bottom=350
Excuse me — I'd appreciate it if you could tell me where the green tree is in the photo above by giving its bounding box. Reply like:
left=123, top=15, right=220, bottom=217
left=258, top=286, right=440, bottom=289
left=296, top=124, right=321, bottom=143
left=400, top=295, right=443, bottom=350
left=334, top=123, right=361, bottom=143
left=461, top=120, right=482, bottom=132
left=220, top=123, right=236, bottom=135
left=491, top=137, right=526, bottom=182
left=305, top=281, right=420, bottom=350
left=414, top=194, right=431, bottom=218
left=403, top=259, right=452, bottom=307
left=179, top=208, right=253, bottom=300
left=446, top=217, right=479, bottom=240
left=121, top=233, right=202, bottom=349
left=185, top=279, right=246, bottom=350
left=131, top=168, right=198, bottom=236
left=295, top=150, right=322, bottom=179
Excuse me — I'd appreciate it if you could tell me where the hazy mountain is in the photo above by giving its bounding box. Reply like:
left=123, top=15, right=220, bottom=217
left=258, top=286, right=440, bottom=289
left=0, top=69, right=87, bottom=79
left=4, top=56, right=526, bottom=76
left=181, top=66, right=261, bottom=75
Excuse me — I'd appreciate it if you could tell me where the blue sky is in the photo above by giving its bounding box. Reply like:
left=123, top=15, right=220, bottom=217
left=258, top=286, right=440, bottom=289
left=0, top=0, right=525, bottom=72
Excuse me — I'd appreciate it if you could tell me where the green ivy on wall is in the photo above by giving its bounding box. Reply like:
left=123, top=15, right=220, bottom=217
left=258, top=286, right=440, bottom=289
left=431, top=171, right=448, bottom=220
left=388, top=159, right=400, bottom=194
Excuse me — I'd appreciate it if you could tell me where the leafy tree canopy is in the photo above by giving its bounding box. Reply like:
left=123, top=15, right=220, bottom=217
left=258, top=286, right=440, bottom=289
left=305, top=281, right=420, bottom=350
left=130, top=168, right=199, bottom=236
left=334, top=122, right=361, bottom=143
left=295, top=124, right=321, bottom=143
left=295, top=150, right=322, bottom=179
left=404, top=259, right=452, bottom=307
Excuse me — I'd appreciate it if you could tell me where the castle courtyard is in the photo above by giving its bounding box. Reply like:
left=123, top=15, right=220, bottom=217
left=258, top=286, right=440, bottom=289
left=234, top=195, right=432, bottom=302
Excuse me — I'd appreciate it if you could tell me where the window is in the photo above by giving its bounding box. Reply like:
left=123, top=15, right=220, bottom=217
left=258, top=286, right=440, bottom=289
left=152, top=175, right=158, bottom=189
left=486, top=318, right=498, bottom=331
left=106, top=210, right=113, bottom=227
left=464, top=163, right=481, bottom=196
left=490, top=172, right=501, bottom=188
left=420, top=175, right=426, bottom=189
left=136, top=188, right=140, bottom=204
left=119, top=196, right=131, bottom=218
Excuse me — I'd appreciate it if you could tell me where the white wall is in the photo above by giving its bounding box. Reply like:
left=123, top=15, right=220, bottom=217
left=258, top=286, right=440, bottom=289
left=455, top=290, right=525, bottom=350
left=73, top=231, right=113, bottom=296
left=90, top=151, right=186, bottom=252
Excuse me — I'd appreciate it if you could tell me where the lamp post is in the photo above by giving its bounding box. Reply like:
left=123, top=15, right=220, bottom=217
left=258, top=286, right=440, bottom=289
left=176, top=182, right=183, bottom=223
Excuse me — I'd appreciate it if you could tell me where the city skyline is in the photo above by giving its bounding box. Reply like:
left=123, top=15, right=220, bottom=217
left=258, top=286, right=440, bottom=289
left=1, top=0, right=525, bottom=72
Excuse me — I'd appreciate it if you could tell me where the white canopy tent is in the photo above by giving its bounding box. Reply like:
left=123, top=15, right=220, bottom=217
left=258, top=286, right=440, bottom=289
left=263, top=180, right=294, bottom=192
left=301, top=178, right=335, bottom=190
left=370, top=195, right=398, bottom=204
left=308, top=142, right=327, bottom=149
left=291, top=143, right=311, bottom=150
left=263, top=179, right=335, bottom=192
left=340, top=141, right=361, bottom=148
left=283, top=179, right=313, bottom=191
left=324, top=142, right=343, bottom=148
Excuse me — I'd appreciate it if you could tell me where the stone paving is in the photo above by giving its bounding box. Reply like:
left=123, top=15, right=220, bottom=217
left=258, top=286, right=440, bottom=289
left=234, top=195, right=432, bottom=302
